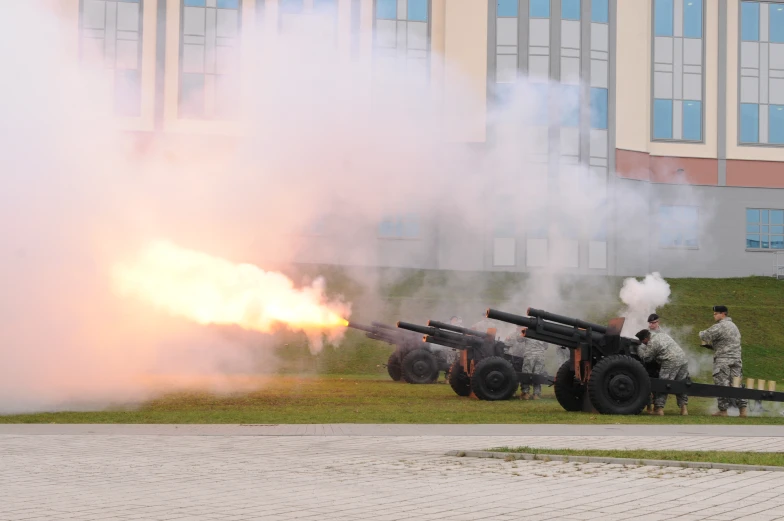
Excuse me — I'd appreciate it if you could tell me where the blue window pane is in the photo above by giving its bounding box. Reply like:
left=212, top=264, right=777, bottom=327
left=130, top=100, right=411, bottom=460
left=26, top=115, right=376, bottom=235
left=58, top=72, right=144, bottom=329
left=561, top=85, right=580, bottom=126
left=591, top=0, right=608, bottom=23
left=654, top=0, right=674, bottom=36
left=772, top=4, right=784, bottom=42
left=376, top=0, right=396, bottom=19
left=772, top=226, right=784, bottom=234
left=590, top=87, right=608, bottom=129
left=747, top=235, right=760, bottom=248
left=747, top=209, right=760, bottom=223
left=771, top=210, right=784, bottom=225
left=772, top=236, right=784, bottom=249
left=653, top=99, right=673, bottom=139
left=402, top=214, right=420, bottom=237
left=184, top=0, right=206, bottom=5
left=497, top=0, right=518, bottom=17
left=408, top=0, right=428, bottom=21
left=562, top=0, right=580, bottom=20
left=682, top=100, right=702, bottom=140
left=683, top=0, right=702, bottom=38
left=762, top=238, right=770, bottom=248
left=762, top=210, right=769, bottom=223
left=741, top=2, right=760, bottom=41
left=217, top=0, right=239, bottom=8
left=280, top=0, right=303, bottom=13
left=530, top=0, right=550, bottom=18
left=762, top=225, right=770, bottom=233
left=747, top=225, right=760, bottom=233
left=740, top=103, right=759, bottom=143
left=770, top=105, right=784, bottom=144
left=314, top=0, right=337, bottom=10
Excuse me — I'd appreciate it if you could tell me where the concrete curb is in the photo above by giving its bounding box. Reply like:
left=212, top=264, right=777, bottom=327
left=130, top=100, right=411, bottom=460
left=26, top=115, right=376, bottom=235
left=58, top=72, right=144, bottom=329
left=445, top=450, right=784, bottom=472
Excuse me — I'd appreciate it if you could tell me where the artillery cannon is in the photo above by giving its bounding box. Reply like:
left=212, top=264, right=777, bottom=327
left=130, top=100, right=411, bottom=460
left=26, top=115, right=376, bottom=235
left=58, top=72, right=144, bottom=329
left=396, top=320, right=545, bottom=401
left=486, top=307, right=784, bottom=415
left=347, top=321, right=453, bottom=384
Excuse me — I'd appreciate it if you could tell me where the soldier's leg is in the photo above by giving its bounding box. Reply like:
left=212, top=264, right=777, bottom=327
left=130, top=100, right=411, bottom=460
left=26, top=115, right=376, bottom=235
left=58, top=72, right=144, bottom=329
left=713, top=362, right=731, bottom=411
left=731, top=362, right=747, bottom=410
left=532, top=359, right=545, bottom=397
left=654, top=364, right=675, bottom=409
left=520, top=358, right=533, bottom=396
left=674, top=364, right=689, bottom=407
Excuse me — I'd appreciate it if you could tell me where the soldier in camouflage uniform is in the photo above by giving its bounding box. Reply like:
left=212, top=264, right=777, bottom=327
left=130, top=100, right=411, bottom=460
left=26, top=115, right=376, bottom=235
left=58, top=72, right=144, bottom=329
left=507, top=332, right=548, bottom=400
left=635, top=329, right=690, bottom=415
left=699, top=305, right=747, bottom=417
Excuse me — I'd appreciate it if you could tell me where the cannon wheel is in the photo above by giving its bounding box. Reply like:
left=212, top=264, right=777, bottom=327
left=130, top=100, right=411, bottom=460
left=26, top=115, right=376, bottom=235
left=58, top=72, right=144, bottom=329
left=448, top=362, right=472, bottom=397
left=401, top=349, right=439, bottom=384
left=587, top=355, right=651, bottom=415
left=387, top=352, right=402, bottom=381
left=470, top=356, right=518, bottom=401
left=554, top=360, right=585, bottom=412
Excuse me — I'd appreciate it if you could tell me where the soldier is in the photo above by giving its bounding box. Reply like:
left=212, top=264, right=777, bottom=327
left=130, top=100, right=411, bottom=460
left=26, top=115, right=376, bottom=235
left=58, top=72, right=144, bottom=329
left=648, top=313, right=662, bottom=335
left=699, top=305, right=747, bottom=418
left=635, top=329, right=689, bottom=415
left=644, top=313, right=663, bottom=412
left=518, top=335, right=548, bottom=400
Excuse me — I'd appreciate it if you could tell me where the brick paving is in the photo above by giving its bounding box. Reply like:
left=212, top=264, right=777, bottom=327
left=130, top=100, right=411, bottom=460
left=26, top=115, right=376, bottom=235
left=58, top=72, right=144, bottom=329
left=0, top=426, right=783, bottom=521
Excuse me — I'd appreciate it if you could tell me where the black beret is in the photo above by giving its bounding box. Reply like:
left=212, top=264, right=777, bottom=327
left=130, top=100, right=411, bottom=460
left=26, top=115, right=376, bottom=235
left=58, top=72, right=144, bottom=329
left=647, top=313, right=659, bottom=322
left=635, top=329, right=650, bottom=341
left=713, top=305, right=728, bottom=313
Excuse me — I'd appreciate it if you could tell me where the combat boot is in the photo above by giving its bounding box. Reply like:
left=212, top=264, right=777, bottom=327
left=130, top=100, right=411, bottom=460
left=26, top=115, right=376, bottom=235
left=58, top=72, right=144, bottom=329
left=739, top=407, right=748, bottom=418
left=712, top=410, right=728, bottom=417
left=646, top=403, right=653, bottom=413
left=652, top=407, right=664, bottom=416
left=520, top=392, right=530, bottom=400
left=531, top=395, right=540, bottom=400
left=680, top=405, right=688, bottom=416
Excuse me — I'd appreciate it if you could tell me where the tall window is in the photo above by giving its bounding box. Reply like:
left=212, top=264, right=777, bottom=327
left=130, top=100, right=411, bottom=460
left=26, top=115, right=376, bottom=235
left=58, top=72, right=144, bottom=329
left=528, top=0, right=551, bottom=80
left=739, top=2, right=784, bottom=145
left=652, top=0, right=704, bottom=141
left=378, top=214, right=420, bottom=239
left=179, top=0, right=241, bottom=119
left=373, top=0, right=430, bottom=80
left=659, top=206, right=699, bottom=248
left=279, top=0, right=339, bottom=38
left=494, top=0, right=520, bottom=85
left=747, top=209, right=784, bottom=249
left=79, top=0, right=143, bottom=117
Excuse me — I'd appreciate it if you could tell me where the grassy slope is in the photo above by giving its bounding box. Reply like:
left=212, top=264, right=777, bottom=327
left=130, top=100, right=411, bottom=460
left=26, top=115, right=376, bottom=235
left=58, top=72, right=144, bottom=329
left=2, top=376, right=782, bottom=424
left=487, top=446, right=784, bottom=466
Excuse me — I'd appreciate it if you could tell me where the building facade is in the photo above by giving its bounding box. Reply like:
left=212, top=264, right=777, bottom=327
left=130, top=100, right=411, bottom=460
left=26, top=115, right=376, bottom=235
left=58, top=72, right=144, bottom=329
left=53, top=0, right=784, bottom=278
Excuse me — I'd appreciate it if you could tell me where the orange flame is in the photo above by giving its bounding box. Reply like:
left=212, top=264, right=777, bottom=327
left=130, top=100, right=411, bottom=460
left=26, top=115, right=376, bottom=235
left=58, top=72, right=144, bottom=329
left=111, top=240, right=350, bottom=333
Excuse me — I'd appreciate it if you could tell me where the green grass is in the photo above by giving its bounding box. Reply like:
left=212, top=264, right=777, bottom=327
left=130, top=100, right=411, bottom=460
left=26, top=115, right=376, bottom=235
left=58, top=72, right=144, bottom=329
left=488, top=446, right=784, bottom=467
left=2, top=376, right=783, bottom=424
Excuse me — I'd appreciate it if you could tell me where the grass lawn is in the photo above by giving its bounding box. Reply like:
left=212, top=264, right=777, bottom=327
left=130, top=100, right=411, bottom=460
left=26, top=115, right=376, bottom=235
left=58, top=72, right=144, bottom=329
left=488, top=446, right=784, bottom=467
left=2, top=375, right=783, bottom=424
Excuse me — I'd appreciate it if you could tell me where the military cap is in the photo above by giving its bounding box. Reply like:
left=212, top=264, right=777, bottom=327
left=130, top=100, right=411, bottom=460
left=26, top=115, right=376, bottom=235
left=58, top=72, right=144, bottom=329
left=713, top=305, right=728, bottom=313
left=647, top=313, right=659, bottom=322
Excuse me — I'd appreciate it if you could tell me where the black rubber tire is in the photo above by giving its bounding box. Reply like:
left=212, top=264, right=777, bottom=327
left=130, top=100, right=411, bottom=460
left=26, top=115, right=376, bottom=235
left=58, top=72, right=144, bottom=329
left=448, top=362, right=472, bottom=397
left=587, top=355, right=651, bottom=415
left=470, top=356, right=518, bottom=401
left=554, top=360, right=585, bottom=412
left=401, top=349, right=439, bottom=384
left=387, top=353, right=402, bottom=381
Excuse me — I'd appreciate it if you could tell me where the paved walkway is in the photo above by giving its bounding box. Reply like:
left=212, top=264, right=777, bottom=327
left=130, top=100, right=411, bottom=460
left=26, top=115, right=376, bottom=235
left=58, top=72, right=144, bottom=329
left=1, top=425, right=783, bottom=521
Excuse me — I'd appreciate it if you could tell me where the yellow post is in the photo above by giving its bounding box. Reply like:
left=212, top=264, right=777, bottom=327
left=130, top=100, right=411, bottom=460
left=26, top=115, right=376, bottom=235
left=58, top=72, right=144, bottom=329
left=731, top=376, right=741, bottom=387
left=768, top=381, right=776, bottom=392
left=757, top=379, right=767, bottom=391
left=746, top=378, right=755, bottom=389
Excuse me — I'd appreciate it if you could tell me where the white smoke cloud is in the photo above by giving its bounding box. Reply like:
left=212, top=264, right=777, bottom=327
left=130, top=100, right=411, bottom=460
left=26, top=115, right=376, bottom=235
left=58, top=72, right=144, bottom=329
left=618, top=272, right=671, bottom=335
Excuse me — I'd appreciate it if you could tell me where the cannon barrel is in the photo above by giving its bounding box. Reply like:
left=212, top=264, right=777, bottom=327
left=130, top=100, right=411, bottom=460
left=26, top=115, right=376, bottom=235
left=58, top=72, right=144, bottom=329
left=486, top=308, right=606, bottom=345
left=347, top=321, right=374, bottom=334
left=398, top=321, right=485, bottom=346
left=526, top=308, right=607, bottom=334
left=424, top=335, right=470, bottom=350
left=371, top=321, right=397, bottom=331
left=396, top=321, right=433, bottom=336
left=427, top=320, right=493, bottom=339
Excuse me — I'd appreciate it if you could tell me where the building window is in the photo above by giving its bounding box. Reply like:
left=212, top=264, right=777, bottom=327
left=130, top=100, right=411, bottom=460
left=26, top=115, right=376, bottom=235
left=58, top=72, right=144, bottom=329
left=561, top=84, right=580, bottom=127
left=279, top=0, right=338, bottom=36
left=79, top=0, right=143, bottom=117
left=659, top=206, right=699, bottom=248
left=530, top=0, right=551, bottom=18
left=374, top=0, right=430, bottom=79
left=747, top=209, right=784, bottom=249
left=652, top=0, right=704, bottom=142
left=738, top=2, right=784, bottom=145
left=591, top=0, right=608, bottom=23
left=590, top=87, right=608, bottom=129
left=179, top=0, right=241, bottom=119
left=561, top=0, right=580, bottom=20
left=378, top=214, right=420, bottom=239
left=495, top=0, right=520, bottom=84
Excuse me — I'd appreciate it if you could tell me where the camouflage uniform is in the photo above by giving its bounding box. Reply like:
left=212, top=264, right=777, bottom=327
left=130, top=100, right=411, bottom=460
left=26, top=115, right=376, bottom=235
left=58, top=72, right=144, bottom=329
left=519, top=338, right=548, bottom=396
left=699, top=318, right=746, bottom=411
left=556, top=346, right=570, bottom=366
left=637, top=332, right=689, bottom=408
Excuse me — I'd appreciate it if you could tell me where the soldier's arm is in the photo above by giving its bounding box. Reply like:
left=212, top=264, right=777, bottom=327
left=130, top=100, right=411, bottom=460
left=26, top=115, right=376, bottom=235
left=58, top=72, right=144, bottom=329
left=699, top=323, right=720, bottom=348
